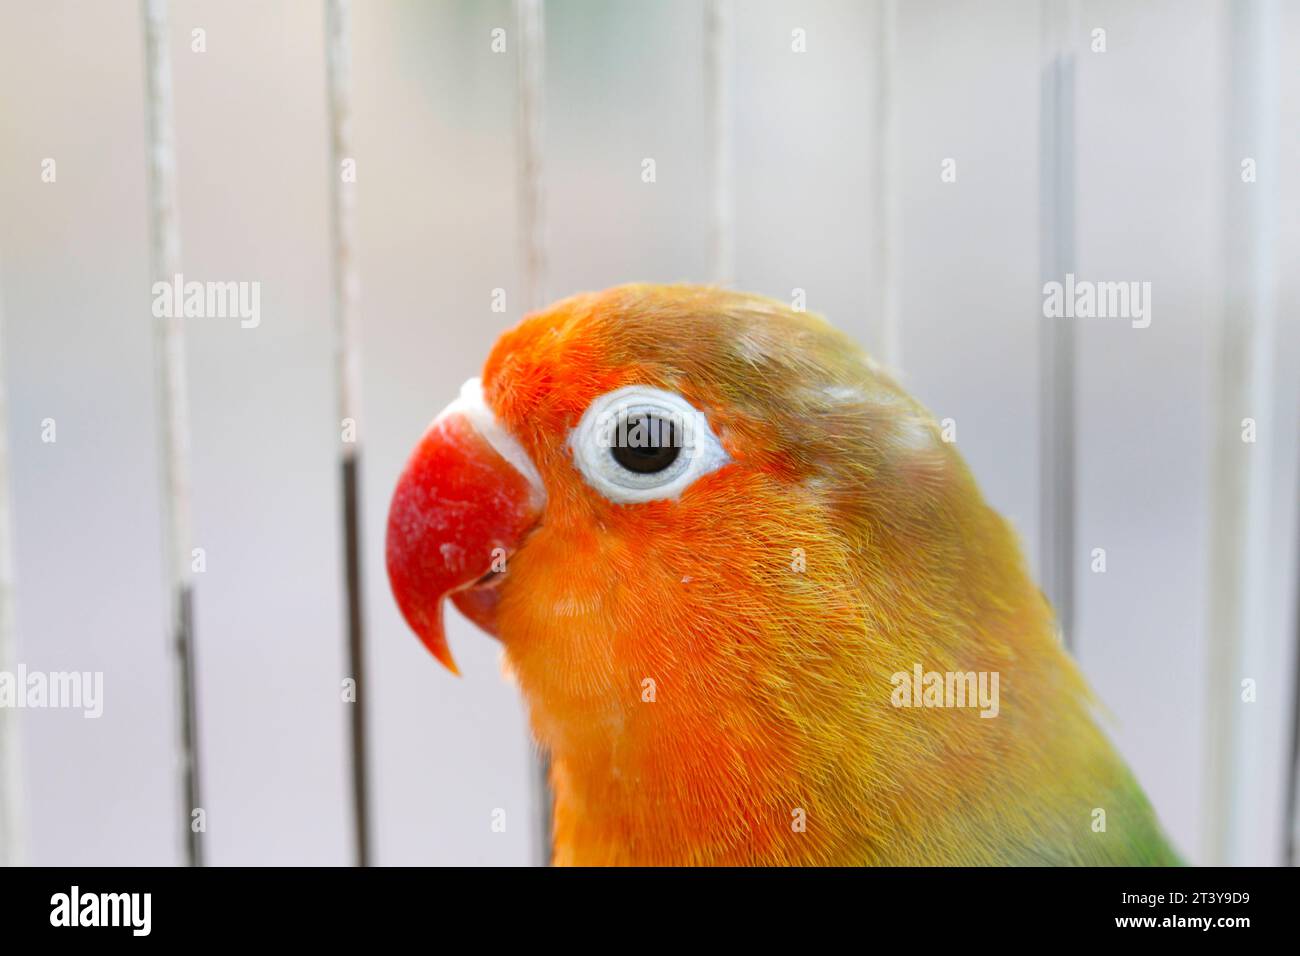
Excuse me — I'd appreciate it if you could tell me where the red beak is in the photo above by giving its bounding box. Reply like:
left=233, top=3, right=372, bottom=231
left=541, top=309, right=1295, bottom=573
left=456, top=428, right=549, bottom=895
left=385, top=379, right=544, bottom=674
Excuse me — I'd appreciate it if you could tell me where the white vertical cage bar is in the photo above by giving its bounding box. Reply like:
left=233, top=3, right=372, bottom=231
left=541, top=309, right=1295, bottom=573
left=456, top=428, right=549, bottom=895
left=142, top=0, right=204, bottom=867
left=325, top=0, right=372, bottom=868
left=515, top=0, right=552, bottom=867
left=1203, top=0, right=1279, bottom=867
left=874, top=0, right=902, bottom=371
left=1037, top=0, right=1078, bottom=650
left=0, top=269, right=23, bottom=867
left=517, top=0, right=547, bottom=315
left=704, top=0, right=734, bottom=287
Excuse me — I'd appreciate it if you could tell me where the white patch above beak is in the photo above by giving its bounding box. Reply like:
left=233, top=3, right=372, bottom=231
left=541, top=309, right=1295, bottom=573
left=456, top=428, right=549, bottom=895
left=435, top=377, right=546, bottom=506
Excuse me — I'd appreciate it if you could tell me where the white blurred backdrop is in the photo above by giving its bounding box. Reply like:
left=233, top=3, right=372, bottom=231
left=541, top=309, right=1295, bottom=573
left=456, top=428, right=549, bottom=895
left=0, top=0, right=1297, bottom=865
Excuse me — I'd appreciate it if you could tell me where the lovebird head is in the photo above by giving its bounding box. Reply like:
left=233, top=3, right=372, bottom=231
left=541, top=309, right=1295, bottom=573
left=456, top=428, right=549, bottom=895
left=385, top=283, right=1179, bottom=866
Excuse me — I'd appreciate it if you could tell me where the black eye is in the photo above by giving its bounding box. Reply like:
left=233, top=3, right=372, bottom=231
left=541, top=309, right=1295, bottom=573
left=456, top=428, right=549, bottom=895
left=609, top=413, right=682, bottom=474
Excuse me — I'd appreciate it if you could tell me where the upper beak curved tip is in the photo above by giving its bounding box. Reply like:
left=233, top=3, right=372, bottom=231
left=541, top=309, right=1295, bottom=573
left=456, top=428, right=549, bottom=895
left=431, top=640, right=462, bottom=677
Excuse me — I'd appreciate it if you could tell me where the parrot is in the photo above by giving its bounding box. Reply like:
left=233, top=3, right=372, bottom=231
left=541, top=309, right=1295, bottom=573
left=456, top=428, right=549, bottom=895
left=384, top=283, right=1182, bottom=866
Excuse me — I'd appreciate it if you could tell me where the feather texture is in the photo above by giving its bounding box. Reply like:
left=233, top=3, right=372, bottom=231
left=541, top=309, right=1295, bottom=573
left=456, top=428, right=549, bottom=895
left=481, top=284, right=1180, bottom=866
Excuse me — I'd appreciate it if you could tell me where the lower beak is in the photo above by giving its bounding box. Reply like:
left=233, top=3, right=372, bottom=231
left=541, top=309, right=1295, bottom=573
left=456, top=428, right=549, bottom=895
left=385, top=378, right=544, bottom=674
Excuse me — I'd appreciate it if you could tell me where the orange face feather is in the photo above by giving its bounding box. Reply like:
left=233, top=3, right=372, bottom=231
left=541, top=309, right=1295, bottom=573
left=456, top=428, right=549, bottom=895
left=386, top=284, right=1179, bottom=865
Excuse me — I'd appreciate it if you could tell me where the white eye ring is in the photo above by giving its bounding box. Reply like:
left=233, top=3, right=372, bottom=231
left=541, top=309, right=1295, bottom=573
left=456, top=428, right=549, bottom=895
left=567, top=386, right=730, bottom=504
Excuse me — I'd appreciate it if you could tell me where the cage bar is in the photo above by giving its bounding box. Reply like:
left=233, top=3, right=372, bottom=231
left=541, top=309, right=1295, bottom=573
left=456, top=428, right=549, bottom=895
left=704, top=0, right=734, bottom=287
left=517, top=0, right=547, bottom=316
left=0, top=270, right=23, bottom=867
left=1290, top=513, right=1300, bottom=866
left=874, top=0, right=901, bottom=371
left=1037, top=0, right=1078, bottom=650
left=1203, top=0, right=1280, bottom=867
left=515, top=0, right=552, bottom=867
left=141, top=0, right=204, bottom=867
left=324, top=0, right=372, bottom=868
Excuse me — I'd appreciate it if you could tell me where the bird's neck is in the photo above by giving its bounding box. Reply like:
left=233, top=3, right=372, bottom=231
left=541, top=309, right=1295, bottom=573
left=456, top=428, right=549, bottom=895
left=538, top=594, right=1133, bottom=866
left=534, top=519, right=1141, bottom=867
left=517, top=470, right=1161, bottom=864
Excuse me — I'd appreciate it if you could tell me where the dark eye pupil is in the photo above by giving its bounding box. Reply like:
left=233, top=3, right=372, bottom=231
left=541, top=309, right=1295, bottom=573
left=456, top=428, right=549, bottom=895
left=610, top=414, right=681, bottom=474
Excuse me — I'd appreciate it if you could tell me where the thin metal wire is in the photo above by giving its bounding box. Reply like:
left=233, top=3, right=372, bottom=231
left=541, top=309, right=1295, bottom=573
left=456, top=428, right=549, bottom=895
left=141, top=0, right=203, bottom=867
left=0, top=265, right=24, bottom=868
left=875, top=0, right=901, bottom=371
left=1037, top=0, right=1078, bottom=651
left=517, top=0, right=547, bottom=315
left=515, top=0, right=552, bottom=867
left=1204, top=0, right=1279, bottom=867
left=704, top=0, right=733, bottom=287
left=325, top=0, right=372, bottom=870
left=1289, top=506, right=1300, bottom=867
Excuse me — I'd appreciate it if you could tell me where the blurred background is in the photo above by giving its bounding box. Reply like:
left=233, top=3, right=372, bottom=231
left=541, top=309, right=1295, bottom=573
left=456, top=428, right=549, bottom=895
left=0, top=0, right=1296, bottom=866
